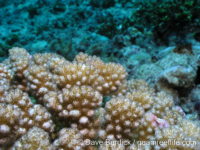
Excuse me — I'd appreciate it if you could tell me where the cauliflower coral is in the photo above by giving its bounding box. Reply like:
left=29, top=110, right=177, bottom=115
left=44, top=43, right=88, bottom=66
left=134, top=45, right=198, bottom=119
left=0, top=47, right=199, bottom=150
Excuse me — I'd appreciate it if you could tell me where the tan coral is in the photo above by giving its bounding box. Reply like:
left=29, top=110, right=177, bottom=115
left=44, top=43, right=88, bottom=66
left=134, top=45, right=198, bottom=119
left=93, top=62, right=127, bottom=95
left=9, top=54, right=30, bottom=92
left=3, top=48, right=200, bottom=150
left=3, top=89, right=54, bottom=136
left=60, top=86, right=102, bottom=140
left=5, top=47, right=31, bottom=92
left=154, top=125, right=200, bottom=150
left=4, top=88, right=33, bottom=112
left=161, top=108, right=183, bottom=126
left=99, top=96, right=144, bottom=141
left=0, top=77, right=10, bottom=103
left=9, top=54, right=29, bottom=78
left=4, top=89, right=34, bottom=137
left=53, top=128, right=85, bottom=150
left=48, top=57, right=70, bottom=73
left=43, top=91, right=62, bottom=119
left=9, top=47, right=30, bottom=58
left=24, top=65, right=56, bottom=103
left=27, top=104, right=55, bottom=133
left=0, top=104, right=21, bottom=148
left=134, top=112, right=158, bottom=141
left=32, top=53, right=66, bottom=68
left=178, top=119, right=200, bottom=141
left=0, top=63, right=12, bottom=83
left=113, top=79, right=155, bottom=98
left=74, top=52, right=128, bottom=95
left=150, top=91, right=174, bottom=118
left=12, top=127, right=55, bottom=150
left=127, top=79, right=155, bottom=94
left=112, top=80, right=129, bottom=97
left=53, top=62, right=104, bottom=90
left=74, top=52, right=102, bottom=64
left=126, top=90, right=154, bottom=110
left=44, top=86, right=103, bottom=140
left=0, top=68, right=10, bottom=103
left=2, top=58, right=13, bottom=69
left=134, top=112, right=170, bottom=142
left=172, top=106, right=185, bottom=118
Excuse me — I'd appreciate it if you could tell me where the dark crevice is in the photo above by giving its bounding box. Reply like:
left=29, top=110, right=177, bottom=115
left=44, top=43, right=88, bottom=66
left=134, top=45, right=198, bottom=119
left=195, top=66, right=200, bottom=85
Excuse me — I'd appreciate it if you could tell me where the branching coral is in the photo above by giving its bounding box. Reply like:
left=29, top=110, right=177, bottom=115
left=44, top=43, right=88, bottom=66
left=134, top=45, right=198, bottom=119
left=3, top=89, right=34, bottom=137
left=0, top=63, right=12, bottom=82
left=0, top=63, right=12, bottom=102
left=44, top=85, right=103, bottom=140
left=6, top=47, right=31, bottom=92
left=74, top=52, right=128, bottom=95
left=0, top=104, right=21, bottom=148
left=150, top=91, right=174, bottom=118
left=126, top=90, right=154, bottom=110
left=24, top=65, right=56, bottom=103
left=134, top=112, right=170, bottom=141
left=27, top=104, right=55, bottom=134
left=0, top=76, right=10, bottom=103
left=53, top=128, right=85, bottom=150
left=99, top=96, right=144, bottom=141
left=53, top=62, right=104, bottom=90
left=0, top=47, right=199, bottom=149
left=1, top=89, right=55, bottom=139
left=112, top=79, right=155, bottom=98
left=32, top=53, right=66, bottom=68
left=8, top=47, right=30, bottom=58
left=154, top=124, right=200, bottom=150
left=13, top=127, right=55, bottom=150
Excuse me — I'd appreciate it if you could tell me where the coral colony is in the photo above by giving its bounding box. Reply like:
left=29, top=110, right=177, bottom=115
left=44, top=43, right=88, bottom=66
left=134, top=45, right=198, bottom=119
left=0, top=47, right=199, bottom=150
left=1, top=0, right=200, bottom=150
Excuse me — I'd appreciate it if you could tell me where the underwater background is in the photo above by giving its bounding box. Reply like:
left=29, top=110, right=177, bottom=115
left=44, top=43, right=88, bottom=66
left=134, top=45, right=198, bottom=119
left=1, top=0, right=200, bottom=149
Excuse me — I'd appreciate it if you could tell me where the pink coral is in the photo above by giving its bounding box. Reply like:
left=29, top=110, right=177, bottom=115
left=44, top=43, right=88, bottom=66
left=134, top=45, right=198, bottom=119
left=146, top=112, right=170, bottom=129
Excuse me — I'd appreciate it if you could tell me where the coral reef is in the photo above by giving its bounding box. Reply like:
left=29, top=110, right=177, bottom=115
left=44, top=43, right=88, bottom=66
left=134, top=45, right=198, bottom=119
left=156, top=65, right=196, bottom=98
left=132, top=0, right=200, bottom=45
left=0, top=47, right=200, bottom=150
left=173, top=43, right=193, bottom=55
left=1, top=0, right=200, bottom=149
